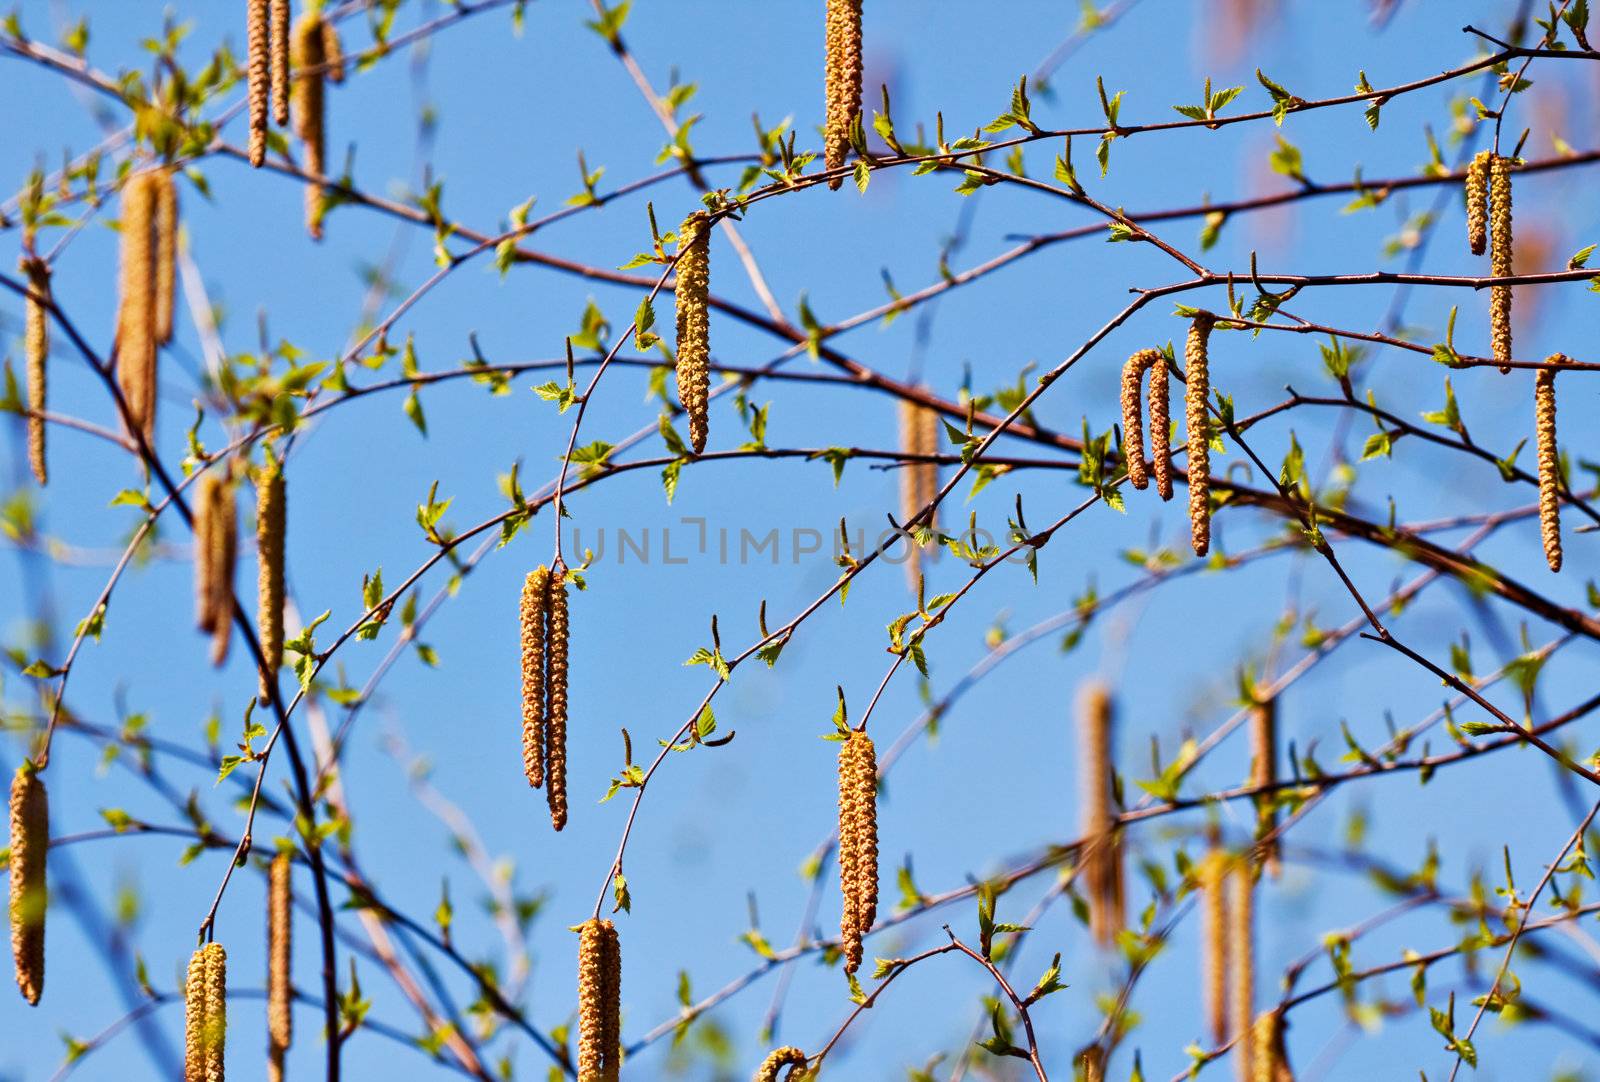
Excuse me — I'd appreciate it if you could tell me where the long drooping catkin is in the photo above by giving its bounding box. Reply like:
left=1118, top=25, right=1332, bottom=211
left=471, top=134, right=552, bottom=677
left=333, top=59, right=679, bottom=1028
left=195, top=472, right=221, bottom=631
left=185, top=941, right=227, bottom=1082
left=1465, top=150, right=1490, bottom=256
left=1078, top=681, right=1123, bottom=947
left=546, top=564, right=570, bottom=831
left=1150, top=350, right=1173, bottom=501
left=22, top=256, right=49, bottom=486
left=577, top=919, right=620, bottom=1082
left=267, top=852, right=292, bottom=1077
left=1536, top=354, right=1567, bottom=573
left=1248, top=698, right=1279, bottom=875
left=898, top=397, right=940, bottom=587
left=1200, top=843, right=1231, bottom=1047
left=247, top=0, right=270, bottom=167
left=1185, top=315, right=1214, bottom=556
left=291, top=12, right=329, bottom=239
left=822, top=0, right=863, bottom=189
left=116, top=171, right=158, bottom=443
left=1488, top=154, right=1514, bottom=374
left=1230, top=859, right=1256, bottom=1082
left=1120, top=348, right=1163, bottom=490
left=520, top=566, right=550, bottom=787
left=753, top=1047, right=808, bottom=1082
left=256, top=465, right=285, bottom=704
left=674, top=213, right=711, bottom=454
left=210, top=473, right=238, bottom=667
left=9, top=766, right=46, bottom=1005
left=154, top=168, right=178, bottom=345
left=270, top=0, right=290, bottom=125
left=837, top=729, right=878, bottom=974
left=1252, top=1009, right=1294, bottom=1082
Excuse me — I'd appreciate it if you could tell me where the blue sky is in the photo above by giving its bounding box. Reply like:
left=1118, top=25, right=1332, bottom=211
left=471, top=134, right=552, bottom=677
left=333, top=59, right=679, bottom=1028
left=5, top=1, right=1600, bottom=1079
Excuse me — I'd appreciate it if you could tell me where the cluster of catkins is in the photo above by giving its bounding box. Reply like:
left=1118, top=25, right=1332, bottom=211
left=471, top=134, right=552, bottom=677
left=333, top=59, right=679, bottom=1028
left=836, top=728, right=879, bottom=974
left=520, top=564, right=571, bottom=830
left=246, top=0, right=344, bottom=237
left=1076, top=681, right=1124, bottom=946
left=185, top=941, right=228, bottom=1081
left=1200, top=845, right=1293, bottom=1081
left=822, top=0, right=863, bottom=188
left=898, top=397, right=941, bottom=587
left=576, top=918, right=622, bottom=1082
left=1120, top=315, right=1214, bottom=556
left=116, top=166, right=178, bottom=444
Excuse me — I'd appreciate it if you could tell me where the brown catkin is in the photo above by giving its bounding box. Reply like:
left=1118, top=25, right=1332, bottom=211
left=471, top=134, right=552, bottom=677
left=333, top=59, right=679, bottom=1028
left=546, top=565, right=570, bottom=831
left=185, top=941, right=227, bottom=1082
left=576, top=919, right=620, bottom=1082
left=116, top=171, right=158, bottom=443
left=1120, top=348, right=1163, bottom=490
left=256, top=465, right=285, bottom=704
left=1185, top=315, right=1214, bottom=556
left=1230, top=859, right=1256, bottom=1082
left=1465, top=150, right=1490, bottom=256
left=1077, top=1044, right=1106, bottom=1082
left=836, top=729, right=879, bottom=974
left=1536, top=354, right=1567, bottom=573
left=674, top=213, right=711, bottom=454
left=154, top=168, right=178, bottom=345
left=836, top=732, right=861, bottom=974
left=195, top=472, right=221, bottom=631
left=22, top=256, right=49, bottom=486
left=520, top=566, right=550, bottom=788
left=1252, top=1010, right=1294, bottom=1082
left=600, top=921, right=621, bottom=1082
left=210, top=473, right=238, bottom=667
left=1248, top=698, right=1280, bottom=875
left=269, top=0, right=290, bottom=125
left=1200, top=843, right=1231, bottom=1048
left=753, top=1046, right=808, bottom=1082
left=320, top=20, right=346, bottom=83
left=1078, top=680, right=1123, bottom=947
left=898, top=397, right=940, bottom=588
left=9, top=767, right=47, bottom=1005
left=267, top=852, right=292, bottom=1071
left=1488, top=154, right=1514, bottom=374
left=1150, top=349, right=1173, bottom=501
left=291, top=12, right=328, bottom=240
left=822, top=0, right=863, bottom=190
left=247, top=0, right=270, bottom=167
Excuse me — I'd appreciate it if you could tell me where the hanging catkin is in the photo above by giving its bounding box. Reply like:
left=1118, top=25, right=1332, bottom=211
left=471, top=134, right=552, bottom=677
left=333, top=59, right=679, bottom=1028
left=674, top=213, right=711, bottom=454
left=21, top=255, right=49, bottom=486
left=195, top=472, right=221, bottom=631
left=836, top=728, right=878, bottom=974
left=320, top=19, right=346, bottom=83
left=898, top=396, right=940, bottom=588
left=267, top=852, right=291, bottom=1081
left=1465, top=150, right=1490, bottom=256
left=1488, top=154, right=1514, bottom=374
left=520, top=566, right=550, bottom=787
left=116, top=171, right=158, bottom=443
left=9, top=766, right=46, bottom=1005
left=822, top=0, right=863, bottom=190
left=291, top=11, right=329, bottom=239
left=1199, top=841, right=1231, bottom=1048
left=1185, top=315, right=1214, bottom=556
left=210, top=471, right=238, bottom=667
left=1252, top=1009, right=1295, bottom=1082
left=1120, top=348, right=1163, bottom=490
left=153, top=167, right=178, bottom=345
left=753, top=1046, right=808, bottom=1082
left=256, top=465, right=286, bottom=704
left=1230, top=858, right=1256, bottom=1082
left=1076, top=1044, right=1106, bottom=1082
left=185, top=941, right=227, bottom=1082
left=269, top=0, right=290, bottom=125
left=1078, top=680, right=1123, bottom=947
left=247, top=0, right=270, bottom=167
left=1536, top=354, right=1568, bottom=573
left=1150, top=349, right=1173, bottom=501
left=546, top=564, right=570, bottom=831
left=576, top=918, right=620, bottom=1082
left=1248, top=697, right=1279, bottom=875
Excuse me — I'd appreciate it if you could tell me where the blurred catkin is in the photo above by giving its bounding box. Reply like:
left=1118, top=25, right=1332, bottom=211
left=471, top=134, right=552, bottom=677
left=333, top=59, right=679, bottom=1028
left=116, top=171, right=158, bottom=443
left=1252, top=1009, right=1295, bottom=1082
left=1185, top=315, right=1214, bottom=556
left=185, top=940, right=227, bottom=1082
left=898, top=396, right=940, bottom=588
left=247, top=0, right=269, bottom=167
left=1120, top=348, right=1163, bottom=490
left=291, top=12, right=329, bottom=239
left=836, top=729, right=878, bottom=974
left=753, top=1046, right=808, bottom=1082
left=1200, top=843, right=1231, bottom=1047
left=1077, top=1044, right=1106, bottom=1082
left=1536, top=354, right=1567, bottom=573
left=209, top=472, right=238, bottom=667
left=576, top=919, right=620, bottom=1082
left=21, top=256, right=49, bottom=486
left=267, top=852, right=292, bottom=1074
left=1248, top=697, right=1279, bottom=874
left=256, top=465, right=286, bottom=704
left=674, top=213, right=711, bottom=454
left=9, top=766, right=47, bottom=1005
left=1465, top=150, right=1490, bottom=256
left=1489, top=154, right=1514, bottom=373
left=520, top=566, right=550, bottom=788
left=153, top=168, right=178, bottom=345
left=1149, top=350, right=1173, bottom=501
left=195, top=472, right=221, bottom=632
left=822, top=0, right=863, bottom=189
left=1231, top=859, right=1256, bottom=1082
left=270, top=0, right=290, bottom=125
left=1078, top=681, right=1123, bottom=947
left=546, top=564, right=570, bottom=831
left=321, top=19, right=346, bottom=83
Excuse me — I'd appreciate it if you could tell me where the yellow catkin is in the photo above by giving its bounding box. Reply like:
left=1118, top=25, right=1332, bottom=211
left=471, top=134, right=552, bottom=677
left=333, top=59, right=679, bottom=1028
left=1465, top=150, right=1490, bottom=256
left=898, top=397, right=940, bottom=588
left=1150, top=349, right=1173, bottom=501
left=1252, top=1009, right=1294, bottom=1082
left=1231, top=859, right=1256, bottom=1082
left=836, top=729, right=878, bottom=975
left=320, top=20, right=346, bottom=83
left=1185, top=315, right=1214, bottom=556
left=1200, top=843, right=1231, bottom=1048
left=247, top=0, right=270, bottom=167
left=1120, top=348, right=1163, bottom=490
left=674, top=213, right=711, bottom=454
left=1536, top=354, right=1567, bottom=573
left=270, top=0, right=290, bottom=126
left=753, top=1046, right=808, bottom=1082
left=22, top=256, right=49, bottom=486
left=256, top=466, right=286, bottom=704
left=185, top=941, right=227, bottom=1082
left=546, top=564, right=570, bottom=831
left=1078, top=681, right=1123, bottom=947
left=267, top=852, right=292, bottom=1073
left=195, top=472, right=221, bottom=631
left=116, top=171, right=158, bottom=444
left=9, top=766, right=47, bottom=1005
left=576, top=919, right=620, bottom=1082
left=291, top=12, right=329, bottom=240
left=520, top=566, right=550, bottom=788
left=1077, top=1044, right=1106, bottom=1082
left=822, top=0, right=863, bottom=190
left=1488, top=154, right=1514, bottom=374
left=210, top=473, right=238, bottom=667
left=153, top=167, right=178, bottom=345
left=836, top=732, right=861, bottom=974
left=1248, top=698, right=1279, bottom=875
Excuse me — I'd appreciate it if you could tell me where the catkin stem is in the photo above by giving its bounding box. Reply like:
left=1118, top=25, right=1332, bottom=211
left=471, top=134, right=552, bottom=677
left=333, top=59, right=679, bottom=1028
left=1248, top=698, right=1279, bottom=874
left=1488, top=154, right=1514, bottom=374
left=1079, top=681, right=1123, bottom=947
left=21, top=256, right=49, bottom=486
left=256, top=465, right=286, bottom=704
left=268, top=852, right=292, bottom=1068
left=1536, top=355, right=1567, bottom=572
left=185, top=941, right=227, bottom=1082
left=545, top=564, right=570, bottom=831
left=1185, top=315, right=1214, bottom=556
left=674, top=213, right=711, bottom=454
left=1120, top=349, right=1164, bottom=491
left=154, top=167, right=178, bottom=345
left=9, top=767, right=46, bottom=1005
left=247, top=0, right=270, bottom=167
left=1465, top=150, right=1490, bottom=256
left=1231, top=859, right=1256, bottom=1082
left=291, top=12, right=329, bottom=239
left=823, top=0, right=863, bottom=189
left=116, top=172, right=158, bottom=444
left=520, top=566, right=550, bottom=788
left=576, top=919, right=620, bottom=1082
left=753, top=1046, right=808, bottom=1082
